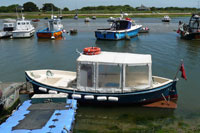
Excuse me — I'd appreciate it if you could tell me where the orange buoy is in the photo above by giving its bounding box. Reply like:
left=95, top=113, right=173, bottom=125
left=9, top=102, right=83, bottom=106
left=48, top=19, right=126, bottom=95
left=83, top=47, right=101, bottom=55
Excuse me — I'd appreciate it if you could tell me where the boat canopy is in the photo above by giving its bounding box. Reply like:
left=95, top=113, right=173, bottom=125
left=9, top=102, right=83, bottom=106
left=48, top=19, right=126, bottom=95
left=77, top=52, right=151, bottom=65
left=76, top=52, right=152, bottom=92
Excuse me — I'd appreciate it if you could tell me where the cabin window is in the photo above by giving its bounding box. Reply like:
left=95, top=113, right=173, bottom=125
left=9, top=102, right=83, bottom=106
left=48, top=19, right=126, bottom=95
left=98, top=64, right=120, bottom=88
left=115, top=21, right=129, bottom=30
left=18, top=23, right=20, bottom=25
left=3, top=24, right=6, bottom=27
left=22, top=22, right=25, bottom=25
left=79, top=64, right=94, bottom=87
left=125, top=65, right=149, bottom=89
left=9, top=24, right=13, bottom=27
left=26, top=22, right=29, bottom=25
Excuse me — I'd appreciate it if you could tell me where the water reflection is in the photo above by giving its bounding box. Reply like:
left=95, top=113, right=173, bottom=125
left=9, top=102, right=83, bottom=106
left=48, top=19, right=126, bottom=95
left=95, top=36, right=139, bottom=52
left=37, top=36, right=66, bottom=43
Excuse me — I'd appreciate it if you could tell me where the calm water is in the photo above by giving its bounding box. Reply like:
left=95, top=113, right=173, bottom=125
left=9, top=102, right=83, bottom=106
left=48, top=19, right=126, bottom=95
left=1, top=17, right=200, bottom=132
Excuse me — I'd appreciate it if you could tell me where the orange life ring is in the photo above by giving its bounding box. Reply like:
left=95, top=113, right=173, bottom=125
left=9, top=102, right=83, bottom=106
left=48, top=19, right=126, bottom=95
left=83, top=47, right=101, bottom=55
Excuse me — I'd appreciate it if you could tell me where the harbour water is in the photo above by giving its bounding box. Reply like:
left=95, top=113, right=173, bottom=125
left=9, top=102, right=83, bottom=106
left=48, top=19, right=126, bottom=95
left=0, top=17, right=200, bottom=132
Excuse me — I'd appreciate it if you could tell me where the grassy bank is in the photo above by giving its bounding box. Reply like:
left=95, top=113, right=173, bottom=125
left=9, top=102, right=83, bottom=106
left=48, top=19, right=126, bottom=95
left=0, top=12, right=193, bottom=19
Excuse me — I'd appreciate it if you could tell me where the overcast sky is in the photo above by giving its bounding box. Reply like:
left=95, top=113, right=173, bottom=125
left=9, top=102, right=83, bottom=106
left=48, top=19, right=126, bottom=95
left=1, top=0, right=200, bottom=10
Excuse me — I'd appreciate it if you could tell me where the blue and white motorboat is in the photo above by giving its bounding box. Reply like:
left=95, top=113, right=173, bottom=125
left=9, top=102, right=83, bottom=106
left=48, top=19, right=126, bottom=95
left=37, top=15, right=64, bottom=39
left=95, top=17, right=142, bottom=40
left=25, top=48, right=178, bottom=105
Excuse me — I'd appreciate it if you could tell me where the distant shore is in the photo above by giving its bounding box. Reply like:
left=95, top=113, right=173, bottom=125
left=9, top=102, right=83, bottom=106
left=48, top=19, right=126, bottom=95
left=0, top=12, right=192, bottom=19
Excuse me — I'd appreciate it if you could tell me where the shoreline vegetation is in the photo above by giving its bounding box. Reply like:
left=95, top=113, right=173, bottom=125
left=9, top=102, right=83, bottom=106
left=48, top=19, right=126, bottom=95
left=0, top=12, right=193, bottom=19
left=0, top=2, right=199, bottom=19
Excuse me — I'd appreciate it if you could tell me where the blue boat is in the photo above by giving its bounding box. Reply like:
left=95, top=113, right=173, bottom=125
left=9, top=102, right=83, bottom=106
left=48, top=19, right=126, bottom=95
left=25, top=49, right=178, bottom=105
left=95, top=18, right=142, bottom=40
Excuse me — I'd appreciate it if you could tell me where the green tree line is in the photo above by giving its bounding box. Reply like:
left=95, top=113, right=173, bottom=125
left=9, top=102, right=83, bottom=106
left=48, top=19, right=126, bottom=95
left=0, top=2, right=198, bottom=13
left=0, top=2, right=69, bottom=13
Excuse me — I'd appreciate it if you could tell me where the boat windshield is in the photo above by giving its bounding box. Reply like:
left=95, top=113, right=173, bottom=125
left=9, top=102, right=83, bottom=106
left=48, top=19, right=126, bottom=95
left=111, top=20, right=131, bottom=30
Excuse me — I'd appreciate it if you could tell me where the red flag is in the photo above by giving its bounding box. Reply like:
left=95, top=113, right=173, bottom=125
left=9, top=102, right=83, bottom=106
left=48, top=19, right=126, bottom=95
left=179, top=63, right=187, bottom=80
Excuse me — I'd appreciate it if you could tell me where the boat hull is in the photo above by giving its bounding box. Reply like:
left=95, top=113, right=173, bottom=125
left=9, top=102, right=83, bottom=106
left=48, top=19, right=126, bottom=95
left=162, top=20, right=170, bottom=22
left=37, top=28, right=63, bottom=39
left=180, top=31, right=200, bottom=40
left=95, top=27, right=141, bottom=40
left=12, top=29, right=35, bottom=38
left=0, top=31, right=12, bottom=38
left=25, top=73, right=177, bottom=105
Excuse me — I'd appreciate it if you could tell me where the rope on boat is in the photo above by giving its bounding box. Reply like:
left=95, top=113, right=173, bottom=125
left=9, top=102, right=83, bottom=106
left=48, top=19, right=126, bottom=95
left=161, top=93, right=169, bottom=105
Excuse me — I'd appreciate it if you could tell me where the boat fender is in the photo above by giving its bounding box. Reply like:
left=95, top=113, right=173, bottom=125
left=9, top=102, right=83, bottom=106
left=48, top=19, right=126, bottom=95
left=59, top=92, right=68, bottom=96
left=48, top=90, right=58, bottom=94
left=39, top=87, right=47, bottom=92
left=97, top=96, right=107, bottom=101
left=72, top=94, right=81, bottom=99
left=84, top=95, right=94, bottom=100
left=62, top=29, right=66, bottom=33
left=51, top=36, right=55, bottom=39
left=108, top=97, right=118, bottom=102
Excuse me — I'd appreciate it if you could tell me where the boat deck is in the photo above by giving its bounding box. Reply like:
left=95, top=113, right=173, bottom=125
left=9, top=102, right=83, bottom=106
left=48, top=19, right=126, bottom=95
left=26, top=70, right=172, bottom=93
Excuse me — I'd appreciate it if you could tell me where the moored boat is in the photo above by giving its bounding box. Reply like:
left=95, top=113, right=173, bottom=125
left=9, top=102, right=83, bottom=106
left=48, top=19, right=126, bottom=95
left=0, top=19, right=16, bottom=38
left=32, top=19, right=40, bottom=22
left=107, top=17, right=115, bottom=23
left=139, top=27, right=150, bottom=33
left=84, top=17, right=91, bottom=22
left=162, top=15, right=171, bottom=22
left=12, top=15, right=35, bottom=38
left=25, top=48, right=178, bottom=105
left=177, top=14, right=200, bottom=40
left=95, top=17, right=142, bottom=40
left=92, top=16, right=96, bottom=20
left=37, top=15, right=64, bottom=39
left=70, top=28, right=78, bottom=35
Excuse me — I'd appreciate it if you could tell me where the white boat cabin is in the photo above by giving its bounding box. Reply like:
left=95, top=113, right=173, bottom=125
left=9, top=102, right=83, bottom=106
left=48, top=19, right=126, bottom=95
left=76, top=52, right=152, bottom=93
left=3, top=23, right=15, bottom=31
left=48, top=16, right=63, bottom=31
left=16, top=17, right=34, bottom=31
